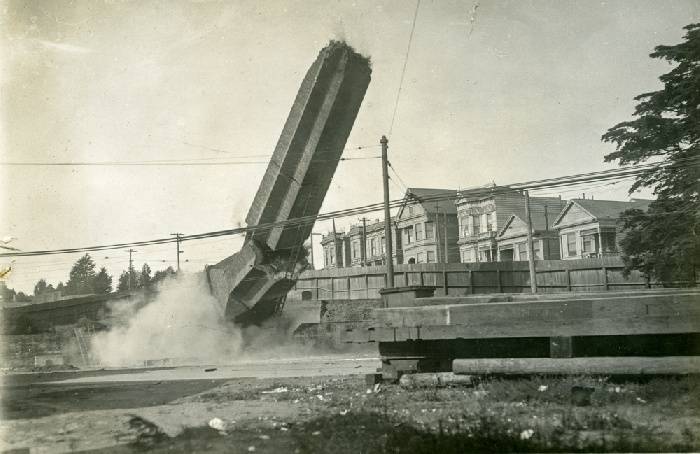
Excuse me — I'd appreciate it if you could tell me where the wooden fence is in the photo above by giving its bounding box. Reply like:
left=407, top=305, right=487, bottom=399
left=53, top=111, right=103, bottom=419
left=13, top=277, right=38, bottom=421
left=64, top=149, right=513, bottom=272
left=287, top=257, right=696, bottom=301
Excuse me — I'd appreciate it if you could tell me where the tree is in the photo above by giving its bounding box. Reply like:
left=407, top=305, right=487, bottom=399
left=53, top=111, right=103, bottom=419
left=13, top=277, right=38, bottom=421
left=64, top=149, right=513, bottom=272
left=65, top=254, right=97, bottom=295
left=93, top=267, right=113, bottom=294
left=33, top=278, right=48, bottom=296
left=15, top=291, right=32, bottom=302
left=138, top=263, right=152, bottom=288
left=117, top=270, right=130, bottom=292
left=117, top=267, right=138, bottom=292
left=602, top=23, right=700, bottom=284
left=152, top=266, right=176, bottom=284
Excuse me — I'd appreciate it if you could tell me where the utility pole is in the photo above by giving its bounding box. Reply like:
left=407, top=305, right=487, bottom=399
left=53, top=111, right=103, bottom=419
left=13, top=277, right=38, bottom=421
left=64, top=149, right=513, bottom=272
left=309, top=237, right=315, bottom=269
left=332, top=219, right=341, bottom=268
left=444, top=211, right=449, bottom=264
left=524, top=190, right=538, bottom=294
left=360, top=217, right=368, bottom=266
left=170, top=233, right=183, bottom=272
left=127, top=248, right=137, bottom=291
left=435, top=203, right=441, bottom=263
left=380, top=135, right=394, bottom=288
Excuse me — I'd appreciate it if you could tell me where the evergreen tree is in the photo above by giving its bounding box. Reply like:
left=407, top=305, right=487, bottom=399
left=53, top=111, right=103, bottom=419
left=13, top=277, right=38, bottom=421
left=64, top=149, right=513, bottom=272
left=117, top=268, right=138, bottom=292
left=65, top=254, right=98, bottom=295
left=602, top=23, right=700, bottom=284
left=152, top=266, right=176, bottom=284
left=33, top=278, right=48, bottom=296
left=15, top=291, right=32, bottom=302
left=93, top=267, right=113, bottom=294
left=138, top=263, right=152, bottom=288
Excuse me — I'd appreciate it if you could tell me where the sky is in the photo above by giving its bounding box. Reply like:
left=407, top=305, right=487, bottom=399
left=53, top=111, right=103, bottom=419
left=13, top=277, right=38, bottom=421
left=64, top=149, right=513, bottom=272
left=1, top=0, right=698, bottom=293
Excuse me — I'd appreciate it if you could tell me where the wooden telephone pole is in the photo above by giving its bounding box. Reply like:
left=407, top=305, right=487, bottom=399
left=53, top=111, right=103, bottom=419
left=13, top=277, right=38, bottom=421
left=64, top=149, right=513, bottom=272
left=381, top=135, right=394, bottom=288
left=170, top=233, right=183, bottom=272
left=524, top=190, right=538, bottom=293
left=127, top=248, right=137, bottom=291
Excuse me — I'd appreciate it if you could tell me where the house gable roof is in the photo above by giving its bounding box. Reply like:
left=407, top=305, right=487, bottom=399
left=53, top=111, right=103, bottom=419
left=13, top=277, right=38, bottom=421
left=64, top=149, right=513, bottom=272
left=552, top=198, right=653, bottom=228
left=497, top=214, right=519, bottom=237
left=397, top=188, right=458, bottom=219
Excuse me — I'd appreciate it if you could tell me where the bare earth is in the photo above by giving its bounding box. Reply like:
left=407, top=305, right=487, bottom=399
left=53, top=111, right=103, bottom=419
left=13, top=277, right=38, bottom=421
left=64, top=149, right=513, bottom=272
left=1, top=354, right=699, bottom=453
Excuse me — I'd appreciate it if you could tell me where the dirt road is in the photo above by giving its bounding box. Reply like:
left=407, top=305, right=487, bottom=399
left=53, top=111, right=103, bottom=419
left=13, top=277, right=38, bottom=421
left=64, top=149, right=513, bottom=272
left=2, top=354, right=699, bottom=453
left=0, top=355, right=379, bottom=453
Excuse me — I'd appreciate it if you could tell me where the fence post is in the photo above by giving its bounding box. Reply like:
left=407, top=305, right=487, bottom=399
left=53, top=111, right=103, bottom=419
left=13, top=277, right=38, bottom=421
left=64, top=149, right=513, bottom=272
left=365, top=273, right=369, bottom=299
left=566, top=269, right=572, bottom=292
left=497, top=269, right=503, bottom=293
left=315, top=277, right=320, bottom=300
left=468, top=269, right=474, bottom=294
left=419, top=271, right=424, bottom=287
left=602, top=266, right=609, bottom=291
left=443, top=267, right=448, bottom=295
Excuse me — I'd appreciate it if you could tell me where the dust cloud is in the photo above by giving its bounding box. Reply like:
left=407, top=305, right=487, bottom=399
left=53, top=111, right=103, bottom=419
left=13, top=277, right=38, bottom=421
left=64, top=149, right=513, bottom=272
left=89, top=272, right=337, bottom=367
left=90, top=273, right=243, bottom=366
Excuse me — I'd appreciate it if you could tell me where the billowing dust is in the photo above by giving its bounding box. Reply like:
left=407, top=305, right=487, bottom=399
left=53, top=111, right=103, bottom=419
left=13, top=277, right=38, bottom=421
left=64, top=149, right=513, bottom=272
left=90, top=273, right=326, bottom=367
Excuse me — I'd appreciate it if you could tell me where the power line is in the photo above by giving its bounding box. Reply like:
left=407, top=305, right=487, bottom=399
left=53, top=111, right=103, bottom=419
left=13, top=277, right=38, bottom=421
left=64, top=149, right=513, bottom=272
left=388, top=161, right=410, bottom=192
left=388, top=0, right=421, bottom=137
left=0, top=156, right=380, bottom=167
left=1, top=161, right=683, bottom=259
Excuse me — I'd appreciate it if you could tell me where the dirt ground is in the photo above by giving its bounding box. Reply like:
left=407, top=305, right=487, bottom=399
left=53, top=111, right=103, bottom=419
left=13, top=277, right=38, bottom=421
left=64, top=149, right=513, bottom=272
left=1, top=356, right=699, bottom=453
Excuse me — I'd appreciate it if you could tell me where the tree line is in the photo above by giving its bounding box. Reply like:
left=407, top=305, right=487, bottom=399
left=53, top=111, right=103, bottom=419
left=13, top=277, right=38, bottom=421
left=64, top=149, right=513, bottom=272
left=2, top=253, right=177, bottom=303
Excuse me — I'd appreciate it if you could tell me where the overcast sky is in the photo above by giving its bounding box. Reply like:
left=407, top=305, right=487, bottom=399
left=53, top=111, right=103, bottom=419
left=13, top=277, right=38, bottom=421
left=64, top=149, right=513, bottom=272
left=2, top=0, right=698, bottom=292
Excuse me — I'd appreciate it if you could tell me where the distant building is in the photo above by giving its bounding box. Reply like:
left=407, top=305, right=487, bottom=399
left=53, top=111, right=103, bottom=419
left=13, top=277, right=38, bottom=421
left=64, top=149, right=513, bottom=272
left=320, top=231, right=351, bottom=268
left=552, top=198, right=652, bottom=260
left=496, top=197, right=567, bottom=261
left=455, top=187, right=564, bottom=263
left=346, top=218, right=401, bottom=266
left=395, top=188, right=460, bottom=264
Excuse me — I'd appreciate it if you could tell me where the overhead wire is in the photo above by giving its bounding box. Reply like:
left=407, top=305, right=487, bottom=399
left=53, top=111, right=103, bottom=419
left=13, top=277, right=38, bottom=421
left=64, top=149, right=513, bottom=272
left=388, top=0, right=421, bottom=137
left=2, top=159, right=691, bottom=259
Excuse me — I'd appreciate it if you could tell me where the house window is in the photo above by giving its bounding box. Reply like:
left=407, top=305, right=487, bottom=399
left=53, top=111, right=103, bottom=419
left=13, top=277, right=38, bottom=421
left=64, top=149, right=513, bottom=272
left=490, top=212, right=497, bottom=231
left=486, top=211, right=495, bottom=232
left=417, top=252, right=425, bottom=263
left=330, top=247, right=335, bottom=265
left=415, top=223, right=424, bottom=241
left=381, top=236, right=386, bottom=254
left=481, top=214, right=488, bottom=232
left=582, top=233, right=598, bottom=255
left=566, top=233, right=577, bottom=257
left=471, top=216, right=480, bottom=235
left=408, top=205, right=414, bottom=216
left=352, top=241, right=359, bottom=259
left=479, top=248, right=492, bottom=262
left=517, top=242, right=527, bottom=260
left=425, top=222, right=434, bottom=239
left=370, top=238, right=377, bottom=256
left=500, top=248, right=514, bottom=262
left=427, top=251, right=435, bottom=263
left=600, top=231, right=617, bottom=253
left=533, top=240, right=542, bottom=260
left=405, top=226, right=414, bottom=244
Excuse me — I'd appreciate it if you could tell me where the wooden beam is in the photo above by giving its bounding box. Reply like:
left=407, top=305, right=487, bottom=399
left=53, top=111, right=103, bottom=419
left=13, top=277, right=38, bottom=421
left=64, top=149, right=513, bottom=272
left=452, top=356, right=700, bottom=375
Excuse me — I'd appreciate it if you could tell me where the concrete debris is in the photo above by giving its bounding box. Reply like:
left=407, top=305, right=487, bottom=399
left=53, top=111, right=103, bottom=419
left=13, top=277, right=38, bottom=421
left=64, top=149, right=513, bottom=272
left=261, top=387, right=288, bottom=394
left=208, top=417, right=227, bottom=433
